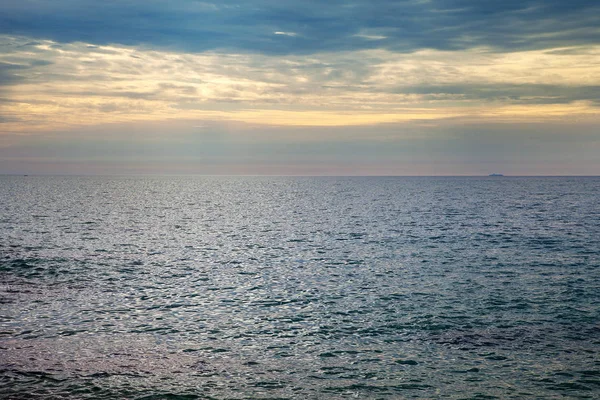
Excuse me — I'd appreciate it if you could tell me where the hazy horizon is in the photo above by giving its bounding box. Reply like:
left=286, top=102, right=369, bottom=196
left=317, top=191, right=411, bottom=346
left=2, top=173, right=600, bottom=177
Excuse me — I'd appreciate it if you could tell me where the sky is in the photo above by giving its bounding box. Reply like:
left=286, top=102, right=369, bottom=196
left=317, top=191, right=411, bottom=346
left=0, top=0, right=599, bottom=175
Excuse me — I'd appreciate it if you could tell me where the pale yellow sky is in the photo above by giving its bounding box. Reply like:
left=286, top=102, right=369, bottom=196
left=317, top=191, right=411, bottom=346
left=1, top=37, right=599, bottom=133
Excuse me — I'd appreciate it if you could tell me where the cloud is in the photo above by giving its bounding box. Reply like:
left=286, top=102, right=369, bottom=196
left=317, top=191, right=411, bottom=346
left=274, top=31, right=298, bottom=37
left=354, top=30, right=388, bottom=41
left=393, top=84, right=600, bottom=105
left=0, top=59, right=54, bottom=86
left=0, top=1, right=598, bottom=55
left=0, top=35, right=598, bottom=135
left=0, top=3, right=598, bottom=175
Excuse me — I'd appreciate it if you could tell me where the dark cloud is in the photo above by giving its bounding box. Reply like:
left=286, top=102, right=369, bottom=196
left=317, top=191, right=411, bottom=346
left=0, top=61, right=31, bottom=86
left=0, top=114, right=21, bottom=123
left=0, top=1, right=597, bottom=55
left=0, top=59, right=54, bottom=86
left=393, top=84, right=600, bottom=104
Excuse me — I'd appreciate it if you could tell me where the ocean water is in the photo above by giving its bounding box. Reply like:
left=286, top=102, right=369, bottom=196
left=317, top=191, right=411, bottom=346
left=1, top=176, right=599, bottom=399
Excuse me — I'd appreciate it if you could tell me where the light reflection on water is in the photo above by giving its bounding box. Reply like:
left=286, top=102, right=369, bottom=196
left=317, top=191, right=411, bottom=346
left=1, top=176, right=599, bottom=398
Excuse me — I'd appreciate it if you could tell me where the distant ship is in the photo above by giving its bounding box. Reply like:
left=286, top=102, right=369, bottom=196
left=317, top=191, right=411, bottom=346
left=488, top=173, right=504, bottom=176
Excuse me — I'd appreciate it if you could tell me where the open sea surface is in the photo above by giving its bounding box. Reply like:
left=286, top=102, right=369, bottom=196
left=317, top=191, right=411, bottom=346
left=1, top=176, right=599, bottom=399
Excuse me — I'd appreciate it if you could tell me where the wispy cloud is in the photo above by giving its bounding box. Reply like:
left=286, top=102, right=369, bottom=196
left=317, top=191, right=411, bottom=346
left=274, top=31, right=298, bottom=37
left=354, top=33, right=387, bottom=41
left=1, top=36, right=598, bottom=134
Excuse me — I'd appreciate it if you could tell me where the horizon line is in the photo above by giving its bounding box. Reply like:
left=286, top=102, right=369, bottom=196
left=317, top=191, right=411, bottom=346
left=2, top=173, right=599, bottom=178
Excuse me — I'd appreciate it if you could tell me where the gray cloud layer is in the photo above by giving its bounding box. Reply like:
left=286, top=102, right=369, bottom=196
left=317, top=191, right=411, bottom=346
left=1, top=1, right=598, bottom=54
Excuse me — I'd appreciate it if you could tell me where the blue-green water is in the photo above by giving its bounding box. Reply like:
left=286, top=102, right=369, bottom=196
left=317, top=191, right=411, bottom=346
left=1, top=176, right=599, bottom=399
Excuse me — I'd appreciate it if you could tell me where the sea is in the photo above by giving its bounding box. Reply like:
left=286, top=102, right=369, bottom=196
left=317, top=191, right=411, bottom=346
left=1, top=176, right=599, bottom=399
